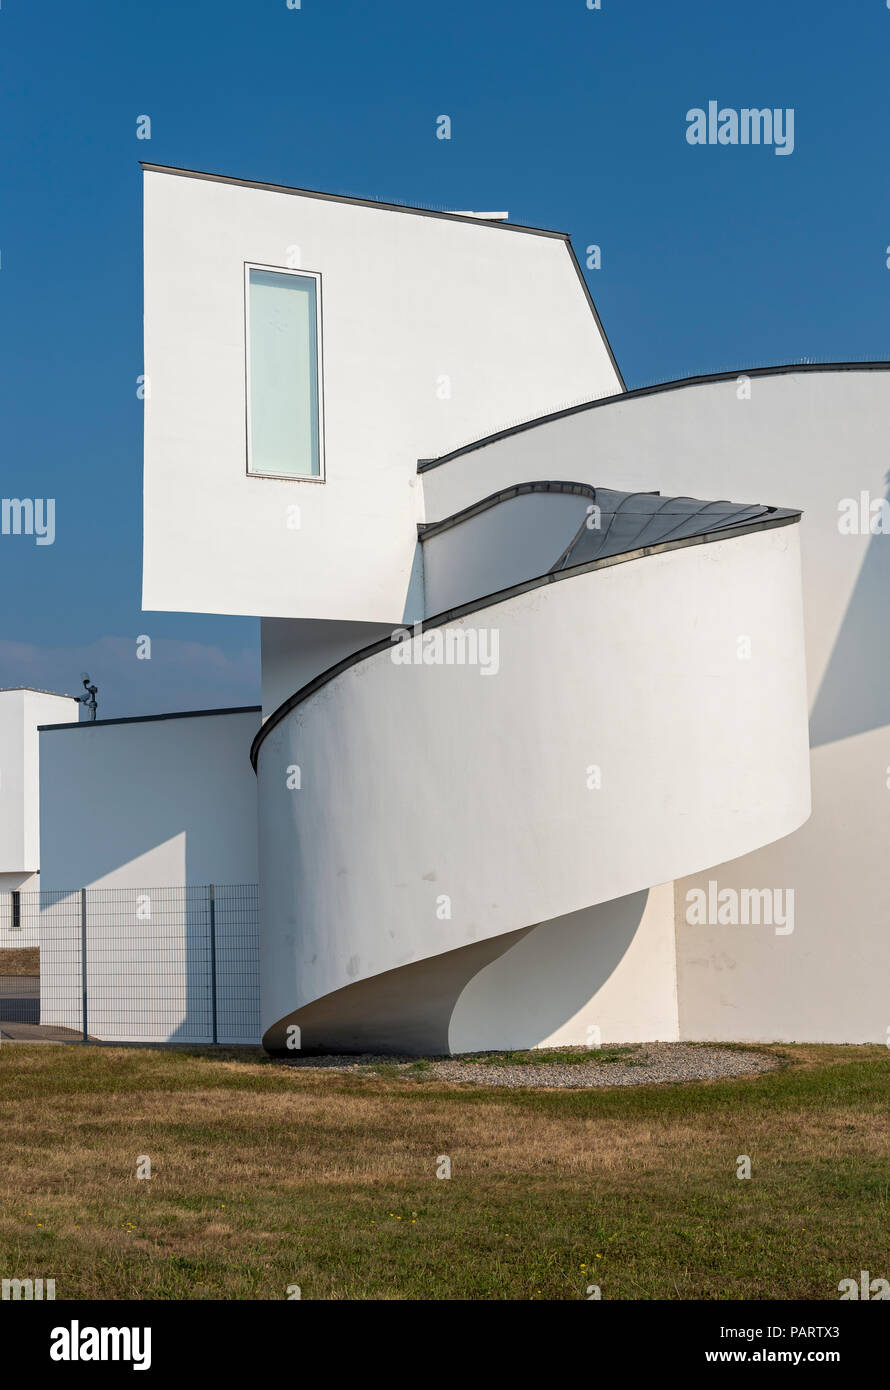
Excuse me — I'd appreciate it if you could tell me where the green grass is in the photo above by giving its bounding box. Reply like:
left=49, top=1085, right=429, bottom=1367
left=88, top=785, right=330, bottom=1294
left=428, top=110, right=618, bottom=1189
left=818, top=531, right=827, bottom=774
left=0, top=1043, right=887, bottom=1299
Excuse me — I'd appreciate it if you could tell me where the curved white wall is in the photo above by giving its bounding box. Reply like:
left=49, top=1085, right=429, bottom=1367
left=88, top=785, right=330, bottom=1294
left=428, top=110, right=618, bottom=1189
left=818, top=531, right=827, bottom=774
left=421, top=488, right=592, bottom=614
left=257, top=522, right=809, bottom=1052
left=420, top=367, right=890, bottom=1042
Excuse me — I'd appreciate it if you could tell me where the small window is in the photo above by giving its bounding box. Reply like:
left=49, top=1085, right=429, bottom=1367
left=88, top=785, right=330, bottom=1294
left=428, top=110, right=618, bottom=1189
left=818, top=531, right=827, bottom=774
left=245, top=265, right=323, bottom=479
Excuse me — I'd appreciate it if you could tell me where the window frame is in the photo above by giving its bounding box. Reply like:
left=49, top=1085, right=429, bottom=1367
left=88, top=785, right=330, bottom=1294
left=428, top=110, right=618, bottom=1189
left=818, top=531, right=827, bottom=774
left=243, top=261, right=326, bottom=483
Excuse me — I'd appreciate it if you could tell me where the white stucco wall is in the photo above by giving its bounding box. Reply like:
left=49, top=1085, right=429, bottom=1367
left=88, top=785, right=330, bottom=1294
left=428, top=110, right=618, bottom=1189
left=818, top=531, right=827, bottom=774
left=39, top=708, right=260, bottom=890
left=37, top=708, right=261, bottom=1043
left=261, top=619, right=395, bottom=717
left=421, top=488, right=592, bottom=614
left=419, top=367, right=890, bottom=1042
left=256, top=523, right=809, bottom=1051
left=142, top=167, right=621, bottom=623
left=0, top=872, right=39, bottom=892
left=449, top=884, right=679, bottom=1051
left=676, top=726, right=890, bottom=1043
left=258, top=491, right=596, bottom=720
left=0, top=687, right=78, bottom=880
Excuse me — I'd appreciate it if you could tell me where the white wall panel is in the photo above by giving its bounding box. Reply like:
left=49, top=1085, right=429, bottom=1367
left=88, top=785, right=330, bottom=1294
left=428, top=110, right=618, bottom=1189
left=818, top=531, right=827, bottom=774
left=142, top=169, right=621, bottom=622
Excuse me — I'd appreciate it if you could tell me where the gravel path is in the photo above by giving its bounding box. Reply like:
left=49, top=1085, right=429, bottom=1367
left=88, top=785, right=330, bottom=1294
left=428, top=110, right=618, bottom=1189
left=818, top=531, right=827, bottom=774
left=279, top=1041, right=780, bottom=1089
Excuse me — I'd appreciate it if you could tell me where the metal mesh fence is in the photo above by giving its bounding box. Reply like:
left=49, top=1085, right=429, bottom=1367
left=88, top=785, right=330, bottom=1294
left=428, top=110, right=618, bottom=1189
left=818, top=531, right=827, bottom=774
left=0, top=885, right=259, bottom=1044
left=0, top=974, right=39, bottom=1023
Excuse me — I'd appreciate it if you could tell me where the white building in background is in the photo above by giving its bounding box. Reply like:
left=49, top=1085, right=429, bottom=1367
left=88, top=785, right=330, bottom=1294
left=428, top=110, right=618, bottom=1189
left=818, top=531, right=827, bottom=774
left=30, top=163, right=890, bottom=1049
left=0, top=688, right=78, bottom=943
left=33, top=705, right=261, bottom=1043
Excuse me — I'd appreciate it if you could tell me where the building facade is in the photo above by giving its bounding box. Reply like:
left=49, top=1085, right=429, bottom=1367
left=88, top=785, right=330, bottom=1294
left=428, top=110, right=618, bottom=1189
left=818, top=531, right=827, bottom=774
left=136, top=163, right=860, bottom=1053
left=25, top=165, right=886, bottom=1050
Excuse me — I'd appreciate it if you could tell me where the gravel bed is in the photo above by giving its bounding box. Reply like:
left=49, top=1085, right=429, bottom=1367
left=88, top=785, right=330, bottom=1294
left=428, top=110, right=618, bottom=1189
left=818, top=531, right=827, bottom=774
left=278, top=1041, right=780, bottom=1089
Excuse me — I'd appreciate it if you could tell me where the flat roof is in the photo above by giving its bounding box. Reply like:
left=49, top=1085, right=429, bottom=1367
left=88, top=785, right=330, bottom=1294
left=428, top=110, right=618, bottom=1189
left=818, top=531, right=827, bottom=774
left=0, top=686, right=75, bottom=699
left=39, top=704, right=261, bottom=733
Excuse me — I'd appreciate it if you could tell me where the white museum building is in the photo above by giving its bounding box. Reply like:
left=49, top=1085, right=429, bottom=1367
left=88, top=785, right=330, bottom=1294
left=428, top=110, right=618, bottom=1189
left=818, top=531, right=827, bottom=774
left=8, top=164, right=890, bottom=1050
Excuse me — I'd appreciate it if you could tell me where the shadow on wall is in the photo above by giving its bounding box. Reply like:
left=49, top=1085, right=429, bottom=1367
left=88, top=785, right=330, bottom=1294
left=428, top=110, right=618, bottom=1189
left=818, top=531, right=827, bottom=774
left=448, top=889, right=652, bottom=1052
left=810, top=475, right=890, bottom=748
left=264, top=889, right=648, bottom=1056
left=39, top=835, right=258, bottom=1044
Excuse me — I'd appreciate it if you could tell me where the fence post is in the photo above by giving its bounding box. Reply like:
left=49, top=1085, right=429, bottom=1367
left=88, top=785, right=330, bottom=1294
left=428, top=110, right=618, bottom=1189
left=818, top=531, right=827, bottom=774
left=209, top=884, right=218, bottom=1045
left=80, top=888, right=88, bottom=1043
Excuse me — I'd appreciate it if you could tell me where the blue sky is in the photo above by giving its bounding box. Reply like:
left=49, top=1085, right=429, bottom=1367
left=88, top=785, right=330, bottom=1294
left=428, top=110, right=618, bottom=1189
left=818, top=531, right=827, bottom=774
left=1, top=0, right=888, bottom=717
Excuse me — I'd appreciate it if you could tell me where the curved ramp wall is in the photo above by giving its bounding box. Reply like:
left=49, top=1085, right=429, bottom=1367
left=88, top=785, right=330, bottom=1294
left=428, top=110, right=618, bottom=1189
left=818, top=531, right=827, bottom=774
left=419, top=366, right=890, bottom=1042
left=256, top=520, right=809, bottom=1053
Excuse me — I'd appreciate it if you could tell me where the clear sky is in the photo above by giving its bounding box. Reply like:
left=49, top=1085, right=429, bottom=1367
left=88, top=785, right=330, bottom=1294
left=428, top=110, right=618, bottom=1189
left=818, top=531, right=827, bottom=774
left=2, top=0, right=888, bottom=718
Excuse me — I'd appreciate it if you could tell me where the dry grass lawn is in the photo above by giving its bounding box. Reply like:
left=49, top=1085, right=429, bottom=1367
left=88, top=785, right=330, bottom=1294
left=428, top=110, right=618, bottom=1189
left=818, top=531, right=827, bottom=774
left=0, top=947, right=39, bottom=975
left=0, top=1042, right=887, bottom=1299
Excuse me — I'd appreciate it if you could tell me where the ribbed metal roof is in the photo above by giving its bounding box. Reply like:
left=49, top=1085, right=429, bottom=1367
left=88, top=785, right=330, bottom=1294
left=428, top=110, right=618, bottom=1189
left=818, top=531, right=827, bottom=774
left=551, top=489, right=799, bottom=572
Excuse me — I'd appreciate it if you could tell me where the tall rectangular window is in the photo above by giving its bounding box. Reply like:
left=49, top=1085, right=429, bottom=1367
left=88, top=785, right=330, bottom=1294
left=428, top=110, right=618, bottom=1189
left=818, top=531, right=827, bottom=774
left=246, top=265, right=323, bottom=479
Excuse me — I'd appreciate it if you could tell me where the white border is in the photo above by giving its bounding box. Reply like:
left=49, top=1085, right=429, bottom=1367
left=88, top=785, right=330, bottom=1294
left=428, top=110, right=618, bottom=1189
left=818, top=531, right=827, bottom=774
left=244, top=261, right=326, bottom=483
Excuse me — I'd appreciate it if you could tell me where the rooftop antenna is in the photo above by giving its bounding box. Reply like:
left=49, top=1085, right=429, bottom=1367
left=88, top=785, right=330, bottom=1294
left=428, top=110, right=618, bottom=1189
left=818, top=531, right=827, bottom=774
left=75, top=672, right=98, bottom=721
